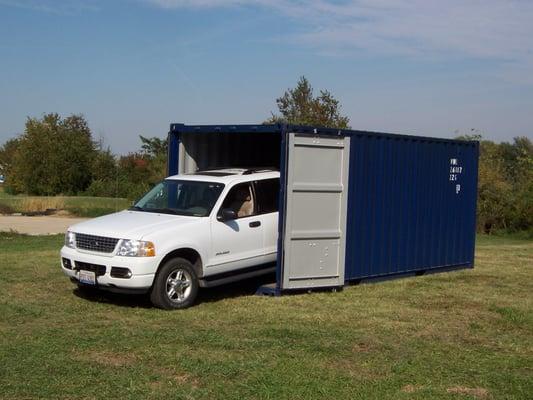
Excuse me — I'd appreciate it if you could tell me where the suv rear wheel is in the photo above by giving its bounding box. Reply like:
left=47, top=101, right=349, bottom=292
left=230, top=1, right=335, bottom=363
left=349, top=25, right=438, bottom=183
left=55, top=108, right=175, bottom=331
left=150, top=257, right=199, bottom=309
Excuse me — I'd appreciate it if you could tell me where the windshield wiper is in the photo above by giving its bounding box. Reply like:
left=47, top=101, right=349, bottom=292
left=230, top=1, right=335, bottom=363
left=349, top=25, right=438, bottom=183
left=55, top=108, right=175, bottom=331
left=128, top=205, right=144, bottom=211
left=148, top=208, right=179, bottom=215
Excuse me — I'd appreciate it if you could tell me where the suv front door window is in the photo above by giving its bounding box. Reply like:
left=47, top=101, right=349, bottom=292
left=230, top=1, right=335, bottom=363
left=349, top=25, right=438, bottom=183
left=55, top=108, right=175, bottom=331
left=220, top=182, right=255, bottom=218
left=209, top=182, right=264, bottom=272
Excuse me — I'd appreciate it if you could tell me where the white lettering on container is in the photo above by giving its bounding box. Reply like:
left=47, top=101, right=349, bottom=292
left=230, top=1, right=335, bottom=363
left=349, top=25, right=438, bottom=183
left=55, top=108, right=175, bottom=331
left=449, top=158, right=464, bottom=194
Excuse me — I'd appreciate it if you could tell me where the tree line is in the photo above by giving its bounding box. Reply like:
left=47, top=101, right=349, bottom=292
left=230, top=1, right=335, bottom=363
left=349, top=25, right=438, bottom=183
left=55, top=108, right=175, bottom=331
left=0, top=77, right=531, bottom=234
left=0, top=113, right=167, bottom=200
left=465, top=134, right=532, bottom=234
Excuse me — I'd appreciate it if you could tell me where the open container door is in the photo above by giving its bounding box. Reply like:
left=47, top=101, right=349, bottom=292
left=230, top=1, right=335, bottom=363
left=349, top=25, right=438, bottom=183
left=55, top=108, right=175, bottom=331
left=280, top=132, right=350, bottom=290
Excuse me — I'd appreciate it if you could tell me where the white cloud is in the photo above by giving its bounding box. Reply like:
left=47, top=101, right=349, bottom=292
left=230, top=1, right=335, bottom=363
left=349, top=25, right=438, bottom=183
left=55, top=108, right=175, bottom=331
left=144, top=0, right=533, bottom=83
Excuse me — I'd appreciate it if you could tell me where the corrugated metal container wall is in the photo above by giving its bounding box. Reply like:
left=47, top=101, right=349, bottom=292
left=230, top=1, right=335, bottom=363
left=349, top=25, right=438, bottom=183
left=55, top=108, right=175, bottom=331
left=344, top=133, right=479, bottom=281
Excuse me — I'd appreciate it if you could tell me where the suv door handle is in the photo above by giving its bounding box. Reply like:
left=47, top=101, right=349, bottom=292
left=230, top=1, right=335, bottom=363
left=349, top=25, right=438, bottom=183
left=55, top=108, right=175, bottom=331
left=249, top=221, right=261, bottom=228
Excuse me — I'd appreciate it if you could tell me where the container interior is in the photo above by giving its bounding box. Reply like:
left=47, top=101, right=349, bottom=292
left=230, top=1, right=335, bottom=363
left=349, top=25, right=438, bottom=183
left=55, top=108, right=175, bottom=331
left=178, top=132, right=281, bottom=173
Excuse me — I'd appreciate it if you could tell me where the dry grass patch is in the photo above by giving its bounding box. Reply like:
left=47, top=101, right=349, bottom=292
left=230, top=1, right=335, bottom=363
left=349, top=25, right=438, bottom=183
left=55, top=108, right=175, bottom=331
left=351, top=341, right=377, bottom=353
left=447, top=386, right=490, bottom=398
left=401, top=384, right=424, bottom=393
left=20, top=197, right=65, bottom=212
left=153, top=366, right=201, bottom=388
left=75, top=350, right=137, bottom=368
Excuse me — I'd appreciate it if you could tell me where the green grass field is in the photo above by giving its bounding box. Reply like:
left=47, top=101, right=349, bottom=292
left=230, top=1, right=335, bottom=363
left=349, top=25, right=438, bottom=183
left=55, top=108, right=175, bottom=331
left=0, top=233, right=531, bottom=399
left=0, top=187, right=130, bottom=217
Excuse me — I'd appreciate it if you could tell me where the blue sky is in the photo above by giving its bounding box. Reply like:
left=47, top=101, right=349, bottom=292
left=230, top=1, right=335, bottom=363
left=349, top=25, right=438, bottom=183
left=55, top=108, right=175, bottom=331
left=1, top=0, right=532, bottom=153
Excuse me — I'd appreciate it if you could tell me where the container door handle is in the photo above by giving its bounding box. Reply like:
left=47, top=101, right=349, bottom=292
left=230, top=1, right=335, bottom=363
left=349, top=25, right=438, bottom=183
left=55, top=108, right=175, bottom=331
left=249, top=221, right=261, bottom=228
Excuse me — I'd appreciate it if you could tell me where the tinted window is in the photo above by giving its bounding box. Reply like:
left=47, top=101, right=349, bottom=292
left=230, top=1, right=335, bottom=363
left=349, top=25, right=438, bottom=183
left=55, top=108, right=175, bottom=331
left=255, top=178, right=280, bottom=214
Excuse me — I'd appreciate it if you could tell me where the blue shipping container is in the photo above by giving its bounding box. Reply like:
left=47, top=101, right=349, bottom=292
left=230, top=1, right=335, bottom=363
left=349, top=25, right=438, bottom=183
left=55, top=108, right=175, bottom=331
left=167, top=124, right=479, bottom=292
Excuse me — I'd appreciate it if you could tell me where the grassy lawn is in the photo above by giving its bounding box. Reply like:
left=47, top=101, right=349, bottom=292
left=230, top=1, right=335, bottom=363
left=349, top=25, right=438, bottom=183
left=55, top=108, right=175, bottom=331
left=0, top=186, right=130, bottom=217
left=0, top=234, right=531, bottom=399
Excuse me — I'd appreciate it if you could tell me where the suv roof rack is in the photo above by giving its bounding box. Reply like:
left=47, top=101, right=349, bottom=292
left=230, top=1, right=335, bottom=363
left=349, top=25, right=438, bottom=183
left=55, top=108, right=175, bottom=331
left=193, top=167, right=279, bottom=176
left=192, top=168, right=241, bottom=177
left=241, top=167, right=279, bottom=175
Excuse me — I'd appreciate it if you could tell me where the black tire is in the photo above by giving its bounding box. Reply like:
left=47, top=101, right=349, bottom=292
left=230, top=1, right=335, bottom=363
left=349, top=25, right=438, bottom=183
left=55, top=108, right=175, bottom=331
left=150, top=257, right=199, bottom=310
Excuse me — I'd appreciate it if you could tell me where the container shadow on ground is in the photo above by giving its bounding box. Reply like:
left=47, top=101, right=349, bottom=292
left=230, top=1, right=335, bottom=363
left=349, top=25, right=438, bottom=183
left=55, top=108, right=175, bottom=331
left=72, top=273, right=277, bottom=309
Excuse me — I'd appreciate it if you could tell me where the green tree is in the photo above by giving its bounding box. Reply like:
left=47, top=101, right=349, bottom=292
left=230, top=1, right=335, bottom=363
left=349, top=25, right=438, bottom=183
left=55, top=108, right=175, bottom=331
left=140, top=135, right=167, bottom=158
left=9, top=113, right=96, bottom=195
left=139, top=135, right=168, bottom=182
left=476, top=140, right=513, bottom=233
left=84, top=136, right=168, bottom=199
left=457, top=133, right=533, bottom=234
left=83, top=147, right=119, bottom=198
left=91, top=147, right=117, bottom=182
left=116, top=153, right=152, bottom=199
left=505, top=137, right=533, bottom=231
left=0, top=138, right=21, bottom=191
left=266, top=76, right=350, bottom=129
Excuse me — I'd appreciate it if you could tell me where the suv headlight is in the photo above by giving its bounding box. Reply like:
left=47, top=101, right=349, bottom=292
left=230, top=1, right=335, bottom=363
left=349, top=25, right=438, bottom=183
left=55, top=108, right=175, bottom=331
left=65, top=231, right=76, bottom=248
left=116, top=240, right=156, bottom=257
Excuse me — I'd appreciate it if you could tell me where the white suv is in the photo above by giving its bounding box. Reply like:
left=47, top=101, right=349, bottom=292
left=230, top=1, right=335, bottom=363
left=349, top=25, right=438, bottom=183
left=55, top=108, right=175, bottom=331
left=60, top=168, right=280, bottom=309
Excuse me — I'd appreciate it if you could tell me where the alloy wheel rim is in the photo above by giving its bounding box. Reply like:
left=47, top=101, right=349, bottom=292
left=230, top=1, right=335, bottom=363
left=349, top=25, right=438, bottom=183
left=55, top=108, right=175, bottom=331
left=166, top=268, right=192, bottom=303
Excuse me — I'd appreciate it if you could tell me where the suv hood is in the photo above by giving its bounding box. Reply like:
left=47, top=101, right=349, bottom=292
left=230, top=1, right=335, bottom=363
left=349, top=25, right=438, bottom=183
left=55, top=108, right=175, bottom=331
left=68, top=210, right=201, bottom=240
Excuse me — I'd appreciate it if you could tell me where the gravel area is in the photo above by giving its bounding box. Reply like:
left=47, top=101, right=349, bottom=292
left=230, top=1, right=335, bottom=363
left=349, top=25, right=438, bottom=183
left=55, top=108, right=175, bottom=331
left=0, top=215, right=88, bottom=235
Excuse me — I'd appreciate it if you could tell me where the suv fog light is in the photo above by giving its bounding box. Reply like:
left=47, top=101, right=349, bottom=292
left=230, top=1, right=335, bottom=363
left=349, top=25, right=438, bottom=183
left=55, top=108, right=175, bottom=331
left=111, top=267, right=132, bottom=279
left=62, top=258, right=72, bottom=269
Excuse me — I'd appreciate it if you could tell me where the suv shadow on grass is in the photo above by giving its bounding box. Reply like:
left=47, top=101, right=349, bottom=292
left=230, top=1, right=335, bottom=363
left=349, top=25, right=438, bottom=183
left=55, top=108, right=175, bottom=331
left=72, top=273, right=276, bottom=309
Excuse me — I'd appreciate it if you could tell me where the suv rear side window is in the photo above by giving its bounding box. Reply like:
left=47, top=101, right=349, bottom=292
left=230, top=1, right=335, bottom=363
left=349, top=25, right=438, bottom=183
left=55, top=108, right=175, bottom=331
left=255, top=178, right=280, bottom=214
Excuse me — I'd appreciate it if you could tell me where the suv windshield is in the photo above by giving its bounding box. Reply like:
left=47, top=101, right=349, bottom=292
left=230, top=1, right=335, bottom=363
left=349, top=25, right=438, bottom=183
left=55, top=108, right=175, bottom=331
left=132, top=180, right=224, bottom=217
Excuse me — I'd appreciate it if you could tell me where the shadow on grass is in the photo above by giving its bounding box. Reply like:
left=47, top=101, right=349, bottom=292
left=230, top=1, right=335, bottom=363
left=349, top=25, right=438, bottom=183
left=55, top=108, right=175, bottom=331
left=73, top=287, right=153, bottom=308
left=72, top=273, right=276, bottom=309
left=197, top=273, right=276, bottom=304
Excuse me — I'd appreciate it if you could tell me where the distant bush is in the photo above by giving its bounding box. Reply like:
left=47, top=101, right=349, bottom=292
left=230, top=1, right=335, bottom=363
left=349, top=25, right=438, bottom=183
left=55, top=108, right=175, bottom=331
left=83, top=179, right=119, bottom=198
left=0, top=202, right=15, bottom=214
left=1, top=184, right=18, bottom=196
left=83, top=179, right=149, bottom=201
left=458, top=135, right=533, bottom=234
left=117, top=182, right=150, bottom=201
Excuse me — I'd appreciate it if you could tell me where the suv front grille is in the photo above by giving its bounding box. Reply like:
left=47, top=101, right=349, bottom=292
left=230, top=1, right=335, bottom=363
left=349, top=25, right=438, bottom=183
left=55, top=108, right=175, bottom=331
left=75, top=233, right=119, bottom=253
left=74, top=261, right=106, bottom=276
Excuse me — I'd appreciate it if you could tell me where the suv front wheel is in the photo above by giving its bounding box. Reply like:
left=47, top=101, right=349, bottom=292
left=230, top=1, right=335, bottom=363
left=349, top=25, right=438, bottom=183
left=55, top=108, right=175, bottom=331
left=150, top=257, right=199, bottom=309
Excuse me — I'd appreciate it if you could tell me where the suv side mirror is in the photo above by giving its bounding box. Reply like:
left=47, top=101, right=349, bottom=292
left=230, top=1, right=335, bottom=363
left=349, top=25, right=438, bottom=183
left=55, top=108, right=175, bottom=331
left=217, top=208, right=237, bottom=222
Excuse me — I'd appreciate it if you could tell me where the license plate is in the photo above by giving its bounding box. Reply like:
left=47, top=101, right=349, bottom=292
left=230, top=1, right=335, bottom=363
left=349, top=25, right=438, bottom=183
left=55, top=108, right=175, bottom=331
left=79, top=270, right=96, bottom=285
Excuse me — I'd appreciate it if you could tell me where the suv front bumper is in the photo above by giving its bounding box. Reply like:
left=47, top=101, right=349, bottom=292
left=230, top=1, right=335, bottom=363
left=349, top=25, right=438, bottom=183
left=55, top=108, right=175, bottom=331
left=60, top=246, right=157, bottom=292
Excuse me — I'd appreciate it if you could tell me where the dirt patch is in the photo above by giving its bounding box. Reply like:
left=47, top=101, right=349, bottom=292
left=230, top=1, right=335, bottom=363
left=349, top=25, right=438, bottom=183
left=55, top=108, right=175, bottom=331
left=351, top=339, right=384, bottom=353
left=447, top=386, right=489, bottom=398
left=402, top=384, right=423, bottom=393
left=76, top=350, right=137, bottom=367
left=352, top=342, right=373, bottom=353
left=324, top=357, right=388, bottom=380
left=54, top=209, right=73, bottom=217
left=0, top=215, right=88, bottom=235
left=175, top=373, right=198, bottom=386
left=148, top=380, right=163, bottom=391
left=154, top=366, right=200, bottom=388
